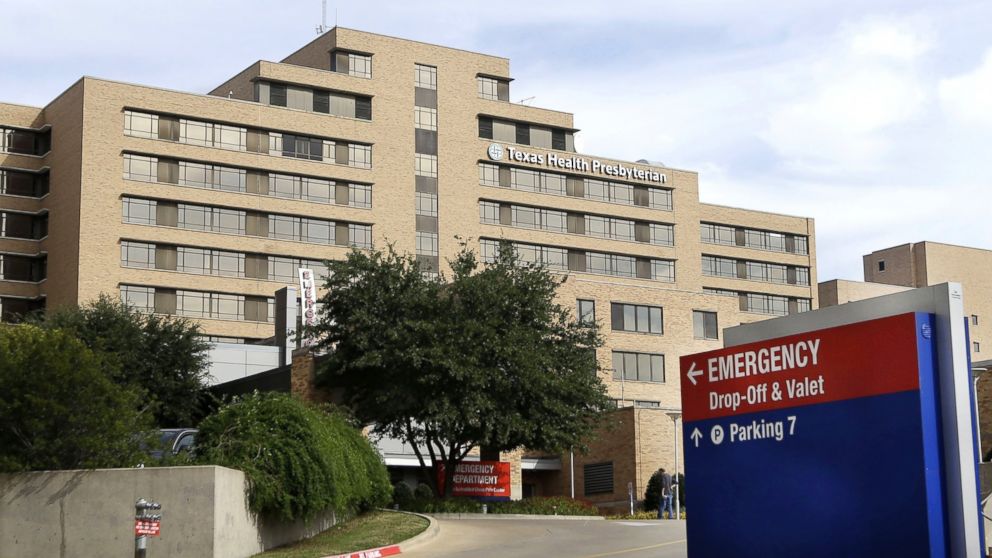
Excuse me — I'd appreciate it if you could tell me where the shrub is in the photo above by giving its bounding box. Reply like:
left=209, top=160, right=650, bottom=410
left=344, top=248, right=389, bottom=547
left=195, top=392, right=391, bottom=520
left=413, top=483, right=434, bottom=502
left=643, top=469, right=664, bottom=512
left=393, top=482, right=414, bottom=509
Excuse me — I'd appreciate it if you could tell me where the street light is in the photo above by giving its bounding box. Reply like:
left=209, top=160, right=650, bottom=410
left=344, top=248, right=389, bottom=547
left=666, top=411, right=682, bottom=520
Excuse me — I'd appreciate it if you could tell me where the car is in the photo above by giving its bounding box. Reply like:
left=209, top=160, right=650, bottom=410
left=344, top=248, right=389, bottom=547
left=148, top=428, right=198, bottom=460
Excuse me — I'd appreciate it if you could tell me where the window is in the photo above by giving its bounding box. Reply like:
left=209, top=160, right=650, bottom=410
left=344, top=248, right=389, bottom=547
left=652, top=260, right=675, bottom=282
left=479, top=201, right=499, bottom=224
left=0, top=169, right=48, bottom=197
left=349, top=183, right=372, bottom=208
left=478, top=76, right=509, bottom=101
left=349, top=224, right=373, bottom=249
left=878, top=260, right=886, bottom=272
left=414, top=154, right=437, bottom=178
left=975, top=342, right=981, bottom=353
left=348, top=53, right=372, bottom=78
left=577, top=299, right=596, bottom=325
left=124, top=111, right=158, bottom=139
left=635, top=400, right=661, bottom=409
left=122, top=198, right=156, bottom=225
left=121, top=241, right=155, bottom=269
left=693, top=310, right=719, bottom=340
left=612, top=351, right=665, bottom=382
left=414, top=64, right=437, bottom=90
left=972, top=315, right=979, bottom=326
left=416, top=231, right=439, bottom=256
left=611, top=303, right=663, bottom=334
left=651, top=224, right=674, bottom=246
left=479, top=163, right=500, bottom=187
left=583, top=462, right=614, bottom=495
left=349, top=144, right=372, bottom=169
left=702, top=255, right=736, bottom=278
left=415, top=106, right=437, bottom=130
left=744, top=293, right=789, bottom=316
left=120, top=285, right=155, bottom=313
left=123, top=154, right=157, bottom=182
left=701, top=223, right=735, bottom=246
left=415, top=192, right=438, bottom=216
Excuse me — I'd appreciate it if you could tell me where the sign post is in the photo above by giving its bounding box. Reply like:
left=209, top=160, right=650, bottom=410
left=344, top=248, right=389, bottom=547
left=680, top=283, right=983, bottom=558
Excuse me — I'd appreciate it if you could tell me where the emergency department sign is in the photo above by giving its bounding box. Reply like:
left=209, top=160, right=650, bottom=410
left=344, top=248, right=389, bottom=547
left=680, top=312, right=948, bottom=558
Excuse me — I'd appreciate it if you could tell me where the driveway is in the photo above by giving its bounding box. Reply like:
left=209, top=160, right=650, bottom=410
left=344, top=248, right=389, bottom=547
left=403, top=517, right=686, bottom=558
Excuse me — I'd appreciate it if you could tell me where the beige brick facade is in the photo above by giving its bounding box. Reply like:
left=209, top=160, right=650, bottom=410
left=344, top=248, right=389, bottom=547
left=1, top=27, right=818, bottom=506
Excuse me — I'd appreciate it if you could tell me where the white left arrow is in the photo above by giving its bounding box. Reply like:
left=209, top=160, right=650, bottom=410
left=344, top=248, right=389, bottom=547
left=690, top=428, right=703, bottom=448
left=686, top=361, right=703, bottom=386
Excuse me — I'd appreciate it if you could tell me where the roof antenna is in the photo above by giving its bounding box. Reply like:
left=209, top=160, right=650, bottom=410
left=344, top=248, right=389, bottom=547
left=518, top=96, right=536, bottom=105
left=316, top=0, right=328, bottom=34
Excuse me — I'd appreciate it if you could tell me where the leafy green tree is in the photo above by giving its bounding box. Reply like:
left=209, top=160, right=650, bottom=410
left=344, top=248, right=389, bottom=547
left=32, top=294, right=210, bottom=426
left=195, top=392, right=391, bottom=520
left=0, top=324, right=151, bottom=472
left=311, top=244, right=610, bottom=497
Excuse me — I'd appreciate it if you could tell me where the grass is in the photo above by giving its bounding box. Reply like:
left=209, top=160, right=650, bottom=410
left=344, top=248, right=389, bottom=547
left=252, top=510, right=429, bottom=558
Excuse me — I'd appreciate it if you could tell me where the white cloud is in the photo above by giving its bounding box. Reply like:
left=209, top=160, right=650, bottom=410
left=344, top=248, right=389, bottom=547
left=939, top=49, right=992, bottom=125
left=761, top=20, right=930, bottom=172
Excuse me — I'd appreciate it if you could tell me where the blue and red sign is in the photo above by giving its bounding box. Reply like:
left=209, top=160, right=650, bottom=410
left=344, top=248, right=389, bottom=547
left=680, top=312, right=947, bottom=558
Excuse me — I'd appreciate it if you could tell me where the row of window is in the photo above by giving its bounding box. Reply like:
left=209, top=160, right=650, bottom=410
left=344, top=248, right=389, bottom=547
left=0, top=127, right=50, bottom=156
left=701, top=223, right=809, bottom=255
left=702, top=255, right=810, bottom=286
left=121, top=285, right=274, bottom=323
left=331, top=51, right=373, bottom=78
left=0, top=211, right=48, bottom=240
left=121, top=240, right=330, bottom=282
left=121, top=197, right=373, bottom=248
left=479, top=201, right=674, bottom=246
left=479, top=163, right=673, bottom=210
left=704, top=288, right=812, bottom=316
left=478, top=76, right=510, bottom=101
left=122, top=154, right=372, bottom=208
left=479, top=117, right=575, bottom=152
left=0, top=253, right=46, bottom=282
left=578, top=299, right=719, bottom=340
left=123, top=111, right=371, bottom=168
left=0, top=169, right=49, bottom=198
left=480, top=239, right=675, bottom=282
left=257, top=82, right=372, bottom=120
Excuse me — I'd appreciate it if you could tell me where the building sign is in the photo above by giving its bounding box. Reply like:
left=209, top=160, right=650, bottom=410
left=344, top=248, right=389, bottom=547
left=486, top=142, right=666, bottom=183
left=680, top=313, right=948, bottom=557
left=134, top=519, right=161, bottom=537
left=436, top=460, right=511, bottom=500
left=298, top=268, right=318, bottom=345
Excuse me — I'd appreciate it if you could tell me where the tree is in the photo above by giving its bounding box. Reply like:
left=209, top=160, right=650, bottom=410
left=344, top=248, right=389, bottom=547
left=0, top=324, right=150, bottom=472
left=311, top=244, right=610, bottom=497
left=32, top=294, right=211, bottom=426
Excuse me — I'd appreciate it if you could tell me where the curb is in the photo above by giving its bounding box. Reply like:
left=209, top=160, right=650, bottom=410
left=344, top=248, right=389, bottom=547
left=318, top=510, right=438, bottom=558
left=427, top=512, right=604, bottom=521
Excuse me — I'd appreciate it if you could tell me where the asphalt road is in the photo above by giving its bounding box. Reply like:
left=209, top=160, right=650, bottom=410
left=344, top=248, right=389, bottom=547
left=403, top=517, right=687, bottom=558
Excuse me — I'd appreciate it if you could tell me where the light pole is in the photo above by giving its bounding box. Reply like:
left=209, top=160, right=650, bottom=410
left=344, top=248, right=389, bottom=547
left=666, top=411, right=682, bottom=520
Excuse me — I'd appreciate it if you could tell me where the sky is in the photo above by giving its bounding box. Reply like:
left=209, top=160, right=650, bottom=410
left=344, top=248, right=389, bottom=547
left=1, top=0, right=990, bottom=281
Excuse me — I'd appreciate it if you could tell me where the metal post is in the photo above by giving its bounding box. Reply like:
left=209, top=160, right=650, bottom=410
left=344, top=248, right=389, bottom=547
left=666, top=411, right=682, bottom=520
left=628, top=482, right=634, bottom=516
left=569, top=447, right=575, bottom=499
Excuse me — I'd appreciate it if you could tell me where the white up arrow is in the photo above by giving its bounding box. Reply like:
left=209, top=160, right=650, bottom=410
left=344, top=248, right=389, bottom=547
left=686, top=361, right=703, bottom=386
left=690, top=428, right=703, bottom=448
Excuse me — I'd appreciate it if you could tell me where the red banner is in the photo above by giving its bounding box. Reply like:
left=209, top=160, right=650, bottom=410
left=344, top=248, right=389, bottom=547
left=680, top=313, right=923, bottom=422
left=436, top=460, right=511, bottom=498
left=134, top=519, right=161, bottom=537
left=321, top=545, right=401, bottom=558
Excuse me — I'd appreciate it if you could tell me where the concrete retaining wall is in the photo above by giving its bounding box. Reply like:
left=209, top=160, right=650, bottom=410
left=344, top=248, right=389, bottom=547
left=0, top=465, right=336, bottom=558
